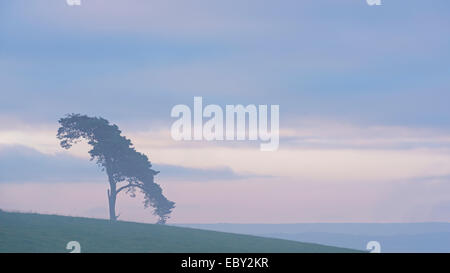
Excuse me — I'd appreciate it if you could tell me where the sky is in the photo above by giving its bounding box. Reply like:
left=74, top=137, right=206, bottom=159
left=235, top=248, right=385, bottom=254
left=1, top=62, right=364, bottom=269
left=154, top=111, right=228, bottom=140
left=1, top=0, right=450, bottom=223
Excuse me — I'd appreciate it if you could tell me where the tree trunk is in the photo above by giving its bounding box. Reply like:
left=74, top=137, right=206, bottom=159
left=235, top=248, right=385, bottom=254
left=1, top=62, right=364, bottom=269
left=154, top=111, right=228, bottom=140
left=107, top=187, right=117, bottom=221
left=106, top=164, right=118, bottom=221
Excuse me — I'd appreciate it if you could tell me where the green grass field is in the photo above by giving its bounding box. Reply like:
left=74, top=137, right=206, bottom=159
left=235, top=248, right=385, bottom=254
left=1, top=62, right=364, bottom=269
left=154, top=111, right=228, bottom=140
left=0, top=211, right=361, bottom=253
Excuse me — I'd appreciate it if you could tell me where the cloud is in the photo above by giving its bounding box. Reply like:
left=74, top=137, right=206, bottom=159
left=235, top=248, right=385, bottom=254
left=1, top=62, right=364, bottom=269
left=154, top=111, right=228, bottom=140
left=0, top=145, right=103, bottom=183
left=280, top=120, right=450, bottom=150
left=0, top=145, right=249, bottom=184
left=3, top=120, right=450, bottom=184
left=157, top=164, right=249, bottom=182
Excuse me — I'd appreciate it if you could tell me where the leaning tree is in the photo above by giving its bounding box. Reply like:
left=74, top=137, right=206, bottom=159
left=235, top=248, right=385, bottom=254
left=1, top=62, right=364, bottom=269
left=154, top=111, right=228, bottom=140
left=57, top=114, right=175, bottom=224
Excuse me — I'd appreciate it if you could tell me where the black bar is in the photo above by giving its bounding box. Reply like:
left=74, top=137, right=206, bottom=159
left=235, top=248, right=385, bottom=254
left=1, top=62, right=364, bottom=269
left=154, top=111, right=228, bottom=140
left=0, top=253, right=448, bottom=272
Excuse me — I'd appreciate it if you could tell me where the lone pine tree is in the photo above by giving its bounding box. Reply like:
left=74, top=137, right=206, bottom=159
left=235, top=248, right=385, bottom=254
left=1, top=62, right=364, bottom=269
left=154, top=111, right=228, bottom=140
left=57, top=114, right=175, bottom=224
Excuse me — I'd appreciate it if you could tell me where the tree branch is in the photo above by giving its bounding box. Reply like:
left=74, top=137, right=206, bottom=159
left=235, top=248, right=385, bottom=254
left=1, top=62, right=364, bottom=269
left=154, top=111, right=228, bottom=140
left=117, top=182, right=146, bottom=195
left=116, top=183, right=133, bottom=194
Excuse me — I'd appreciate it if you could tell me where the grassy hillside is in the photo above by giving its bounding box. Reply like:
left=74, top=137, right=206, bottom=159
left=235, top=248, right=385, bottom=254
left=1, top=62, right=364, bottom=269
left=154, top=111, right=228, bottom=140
left=0, top=211, right=360, bottom=253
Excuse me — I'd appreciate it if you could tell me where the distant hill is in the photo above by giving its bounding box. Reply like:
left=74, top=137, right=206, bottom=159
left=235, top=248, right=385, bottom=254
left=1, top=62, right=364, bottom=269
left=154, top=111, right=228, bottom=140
left=177, top=223, right=450, bottom=253
left=0, top=211, right=359, bottom=253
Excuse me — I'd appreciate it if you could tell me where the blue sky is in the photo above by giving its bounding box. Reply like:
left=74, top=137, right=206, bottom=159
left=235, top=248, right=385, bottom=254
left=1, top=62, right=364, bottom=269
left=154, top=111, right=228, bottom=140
left=1, top=0, right=450, bottom=223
